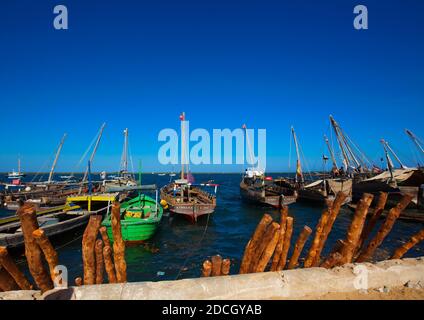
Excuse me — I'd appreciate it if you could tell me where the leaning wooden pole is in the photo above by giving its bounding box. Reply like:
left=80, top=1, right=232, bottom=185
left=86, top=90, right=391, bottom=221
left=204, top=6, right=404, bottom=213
left=311, top=192, right=347, bottom=266
left=276, top=216, right=294, bottom=270
left=99, top=226, right=111, bottom=247
left=82, top=215, right=102, bottom=285
left=33, top=229, right=59, bottom=283
left=304, top=209, right=330, bottom=268
left=0, top=267, right=19, bottom=292
left=391, top=229, right=424, bottom=259
left=339, top=193, right=374, bottom=264
left=254, top=223, right=281, bottom=272
left=250, top=222, right=280, bottom=272
left=111, top=201, right=127, bottom=282
left=17, top=204, right=53, bottom=292
left=239, top=214, right=273, bottom=274
left=356, top=194, right=413, bottom=263
left=357, top=192, right=388, bottom=251
left=0, top=247, right=32, bottom=290
left=287, top=226, right=312, bottom=270
left=271, top=207, right=288, bottom=271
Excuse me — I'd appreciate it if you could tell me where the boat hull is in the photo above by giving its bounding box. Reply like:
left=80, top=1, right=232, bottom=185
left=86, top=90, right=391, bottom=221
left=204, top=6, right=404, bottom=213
left=239, top=183, right=297, bottom=208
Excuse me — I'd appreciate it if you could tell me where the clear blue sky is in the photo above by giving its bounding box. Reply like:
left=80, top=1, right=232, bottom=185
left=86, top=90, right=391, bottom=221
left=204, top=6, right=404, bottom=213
left=0, top=0, right=423, bottom=173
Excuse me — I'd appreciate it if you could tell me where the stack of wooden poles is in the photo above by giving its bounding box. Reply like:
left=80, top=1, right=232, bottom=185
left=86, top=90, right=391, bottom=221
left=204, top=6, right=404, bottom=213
left=202, top=191, right=424, bottom=277
left=0, top=201, right=127, bottom=293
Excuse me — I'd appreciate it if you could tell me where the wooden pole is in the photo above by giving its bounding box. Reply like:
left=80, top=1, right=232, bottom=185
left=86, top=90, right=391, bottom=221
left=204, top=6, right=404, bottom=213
left=357, top=192, right=388, bottom=251
left=111, top=201, right=127, bottom=282
left=304, top=209, right=330, bottom=268
left=103, top=246, right=117, bottom=283
left=339, top=193, right=374, bottom=264
left=32, top=229, right=59, bottom=283
left=74, top=277, right=83, bottom=287
left=239, top=214, right=273, bottom=274
left=99, top=226, right=111, bottom=247
left=82, top=215, right=102, bottom=285
left=271, top=207, right=288, bottom=271
left=250, top=222, right=280, bottom=272
left=0, top=267, right=19, bottom=292
left=320, top=252, right=342, bottom=269
left=201, top=260, right=212, bottom=277
left=356, top=194, right=413, bottom=263
left=221, top=259, right=231, bottom=275
left=311, top=192, right=347, bottom=266
left=0, top=247, right=31, bottom=290
left=254, top=224, right=280, bottom=272
left=277, top=217, right=294, bottom=270
left=391, top=229, right=424, bottom=259
left=211, top=255, right=223, bottom=277
left=95, top=240, right=104, bottom=284
left=17, top=204, right=53, bottom=292
left=287, top=226, right=312, bottom=270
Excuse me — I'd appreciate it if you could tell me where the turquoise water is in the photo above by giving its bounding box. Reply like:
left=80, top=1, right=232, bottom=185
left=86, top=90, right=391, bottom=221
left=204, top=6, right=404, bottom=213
left=1, top=173, right=423, bottom=283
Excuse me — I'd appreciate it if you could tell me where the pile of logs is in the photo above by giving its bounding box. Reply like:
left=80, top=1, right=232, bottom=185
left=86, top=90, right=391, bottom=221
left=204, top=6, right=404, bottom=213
left=201, top=255, right=231, bottom=277
left=201, top=191, right=424, bottom=277
left=0, top=201, right=127, bottom=293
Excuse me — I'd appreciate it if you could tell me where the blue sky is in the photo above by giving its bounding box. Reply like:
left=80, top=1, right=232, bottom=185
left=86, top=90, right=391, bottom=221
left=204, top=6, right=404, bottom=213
left=0, top=0, right=423, bottom=173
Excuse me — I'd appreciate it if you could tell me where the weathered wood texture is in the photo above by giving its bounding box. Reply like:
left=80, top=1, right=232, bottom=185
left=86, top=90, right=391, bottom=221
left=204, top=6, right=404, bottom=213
left=391, top=229, right=424, bottom=259
left=277, top=216, right=294, bottom=270
left=271, top=207, right=288, bottom=271
left=111, top=202, right=127, bottom=282
left=33, top=229, right=59, bottom=283
left=95, top=240, right=104, bottom=284
left=0, top=247, right=31, bottom=290
left=82, top=215, right=102, bottom=285
left=201, top=260, right=212, bottom=277
left=0, top=266, right=19, bottom=292
left=103, top=246, right=117, bottom=283
left=287, top=226, right=312, bottom=269
left=221, top=259, right=231, bottom=275
left=254, top=223, right=280, bottom=272
left=250, top=222, right=280, bottom=273
left=304, top=209, right=330, bottom=268
left=239, top=214, right=273, bottom=274
left=211, top=255, right=223, bottom=277
left=356, top=194, right=413, bottom=263
left=17, top=204, right=53, bottom=292
left=339, top=193, right=374, bottom=264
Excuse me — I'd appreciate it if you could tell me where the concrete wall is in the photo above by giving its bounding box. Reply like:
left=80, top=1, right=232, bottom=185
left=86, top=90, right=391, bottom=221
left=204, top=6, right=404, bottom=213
left=1, top=257, right=423, bottom=300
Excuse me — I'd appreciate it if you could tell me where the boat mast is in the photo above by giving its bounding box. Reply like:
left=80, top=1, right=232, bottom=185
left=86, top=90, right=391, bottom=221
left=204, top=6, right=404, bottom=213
left=291, top=126, right=304, bottom=184
left=180, top=112, right=186, bottom=180
left=381, top=139, right=407, bottom=169
left=324, top=135, right=338, bottom=171
left=405, top=129, right=424, bottom=155
left=48, top=133, right=67, bottom=183
left=330, top=116, right=351, bottom=170
left=381, top=140, right=395, bottom=180
left=120, top=128, right=129, bottom=174
left=82, top=123, right=106, bottom=184
left=18, top=157, right=20, bottom=174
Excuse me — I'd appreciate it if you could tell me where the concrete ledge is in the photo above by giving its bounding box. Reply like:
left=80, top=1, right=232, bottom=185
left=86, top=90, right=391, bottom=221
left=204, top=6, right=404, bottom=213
left=1, top=257, right=424, bottom=300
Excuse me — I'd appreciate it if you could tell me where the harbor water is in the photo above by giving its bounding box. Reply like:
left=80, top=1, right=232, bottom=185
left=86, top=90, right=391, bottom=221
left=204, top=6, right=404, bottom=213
left=1, top=173, right=424, bottom=283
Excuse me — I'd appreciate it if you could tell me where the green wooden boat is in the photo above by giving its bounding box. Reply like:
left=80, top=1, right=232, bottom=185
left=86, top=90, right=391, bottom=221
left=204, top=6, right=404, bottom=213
left=102, top=193, right=163, bottom=243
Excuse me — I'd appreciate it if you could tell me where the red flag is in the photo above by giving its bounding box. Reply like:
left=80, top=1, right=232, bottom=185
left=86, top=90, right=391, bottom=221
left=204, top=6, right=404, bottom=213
left=179, top=113, right=185, bottom=121
left=12, top=179, right=21, bottom=185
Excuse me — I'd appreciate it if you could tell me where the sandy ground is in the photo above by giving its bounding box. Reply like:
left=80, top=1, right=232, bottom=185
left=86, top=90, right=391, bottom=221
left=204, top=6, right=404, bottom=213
left=300, top=286, right=424, bottom=300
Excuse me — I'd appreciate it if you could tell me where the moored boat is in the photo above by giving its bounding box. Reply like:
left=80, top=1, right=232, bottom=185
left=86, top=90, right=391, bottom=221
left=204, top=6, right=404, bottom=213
left=102, top=192, right=163, bottom=243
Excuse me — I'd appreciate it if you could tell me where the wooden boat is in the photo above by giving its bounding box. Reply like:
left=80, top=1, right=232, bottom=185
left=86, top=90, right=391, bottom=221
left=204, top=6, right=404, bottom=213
left=240, top=169, right=297, bottom=207
left=7, top=158, right=25, bottom=179
left=347, top=203, right=424, bottom=223
left=160, top=112, right=217, bottom=222
left=298, top=178, right=352, bottom=205
left=0, top=193, right=117, bottom=249
left=102, top=192, right=163, bottom=243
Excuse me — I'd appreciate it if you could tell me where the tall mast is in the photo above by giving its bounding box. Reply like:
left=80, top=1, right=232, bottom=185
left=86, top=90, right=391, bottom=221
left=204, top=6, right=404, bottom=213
left=18, top=157, right=21, bottom=173
left=381, top=139, right=407, bottom=169
left=324, top=134, right=338, bottom=171
left=381, top=140, right=394, bottom=180
left=330, top=116, right=350, bottom=169
left=48, top=133, right=67, bottom=183
left=405, top=129, right=424, bottom=155
left=82, top=123, right=106, bottom=183
left=180, top=112, right=186, bottom=180
left=291, top=126, right=304, bottom=184
left=120, top=128, right=129, bottom=174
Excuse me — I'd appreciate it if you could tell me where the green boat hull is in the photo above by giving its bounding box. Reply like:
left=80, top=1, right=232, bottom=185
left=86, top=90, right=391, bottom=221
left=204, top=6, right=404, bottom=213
left=102, top=194, right=163, bottom=242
